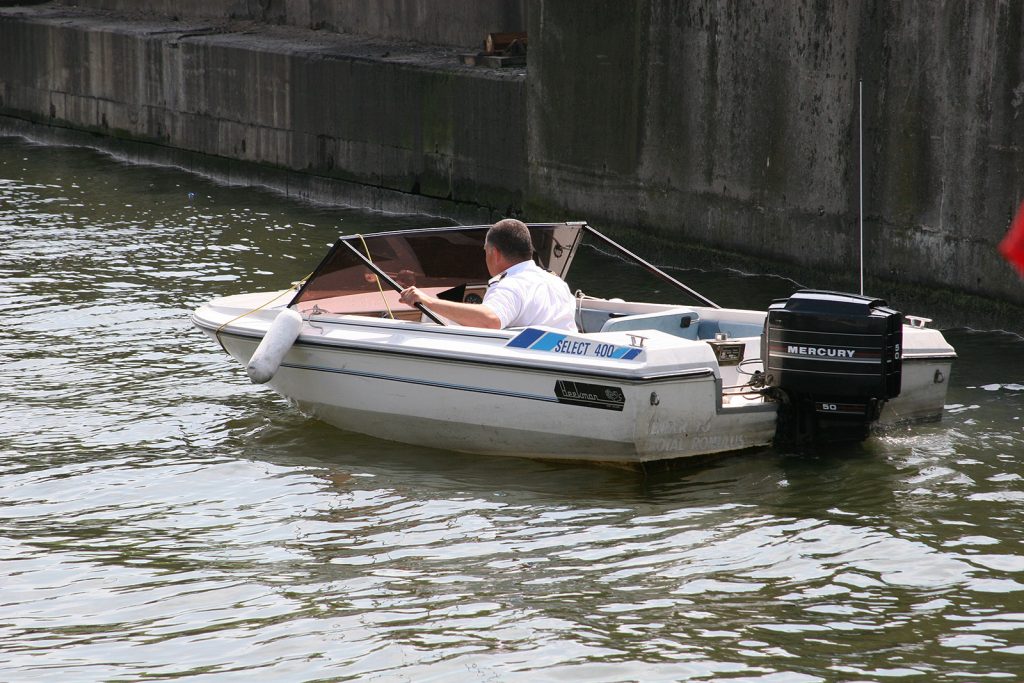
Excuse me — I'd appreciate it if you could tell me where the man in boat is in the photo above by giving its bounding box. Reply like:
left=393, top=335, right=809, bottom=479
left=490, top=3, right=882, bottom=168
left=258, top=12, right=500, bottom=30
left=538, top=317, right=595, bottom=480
left=399, top=218, right=578, bottom=331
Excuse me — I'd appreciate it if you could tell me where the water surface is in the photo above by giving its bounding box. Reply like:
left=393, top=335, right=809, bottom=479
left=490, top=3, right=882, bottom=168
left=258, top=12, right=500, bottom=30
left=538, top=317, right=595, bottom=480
left=2, top=137, right=1023, bottom=681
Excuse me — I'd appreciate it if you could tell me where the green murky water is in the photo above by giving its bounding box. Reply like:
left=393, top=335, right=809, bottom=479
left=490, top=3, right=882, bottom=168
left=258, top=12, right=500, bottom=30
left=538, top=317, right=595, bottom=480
left=2, top=137, right=1023, bottom=681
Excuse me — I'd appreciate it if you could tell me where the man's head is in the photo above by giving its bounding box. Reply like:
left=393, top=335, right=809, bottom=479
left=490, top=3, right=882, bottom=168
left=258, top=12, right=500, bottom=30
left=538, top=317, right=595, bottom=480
left=484, top=219, right=533, bottom=275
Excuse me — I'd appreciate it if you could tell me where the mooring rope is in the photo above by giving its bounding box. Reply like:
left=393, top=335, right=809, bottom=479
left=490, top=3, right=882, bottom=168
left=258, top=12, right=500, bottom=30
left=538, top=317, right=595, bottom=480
left=213, top=273, right=311, bottom=353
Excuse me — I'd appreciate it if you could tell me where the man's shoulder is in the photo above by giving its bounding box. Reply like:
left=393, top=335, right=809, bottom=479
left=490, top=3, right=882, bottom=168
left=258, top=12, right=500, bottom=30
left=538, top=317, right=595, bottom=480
left=512, top=261, right=551, bottom=279
left=490, top=260, right=537, bottom=285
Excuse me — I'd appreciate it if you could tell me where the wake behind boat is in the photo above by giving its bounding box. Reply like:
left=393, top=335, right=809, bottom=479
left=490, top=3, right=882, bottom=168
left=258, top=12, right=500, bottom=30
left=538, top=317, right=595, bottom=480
left=192, top=222, right=956, bottom=465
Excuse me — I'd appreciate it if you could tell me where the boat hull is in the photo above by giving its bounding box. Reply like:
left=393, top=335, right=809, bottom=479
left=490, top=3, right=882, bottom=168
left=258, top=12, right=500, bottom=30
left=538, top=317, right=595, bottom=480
left=879, top=357, right=954, bottom=426
left=205, top=327, right=778, bottom=464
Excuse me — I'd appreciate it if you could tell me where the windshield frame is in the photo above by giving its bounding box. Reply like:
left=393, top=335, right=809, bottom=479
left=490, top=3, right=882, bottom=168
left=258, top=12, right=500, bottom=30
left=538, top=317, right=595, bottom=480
left=287, top=222, right=718, bottom=311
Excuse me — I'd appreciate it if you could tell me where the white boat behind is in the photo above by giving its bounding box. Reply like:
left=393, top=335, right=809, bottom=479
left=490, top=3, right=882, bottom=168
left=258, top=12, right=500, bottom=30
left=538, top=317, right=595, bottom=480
left=192, top=222, right=955, bottom=465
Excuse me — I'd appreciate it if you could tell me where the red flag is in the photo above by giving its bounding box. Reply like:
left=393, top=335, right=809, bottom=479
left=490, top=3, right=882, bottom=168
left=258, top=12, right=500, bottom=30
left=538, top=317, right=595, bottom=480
left=1000, top=200, right=1024, bottom=277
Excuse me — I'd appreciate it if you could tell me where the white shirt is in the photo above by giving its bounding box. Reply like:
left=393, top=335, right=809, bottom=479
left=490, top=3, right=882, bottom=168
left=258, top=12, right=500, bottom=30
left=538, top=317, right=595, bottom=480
left=483, top=260, right=578, bottom=331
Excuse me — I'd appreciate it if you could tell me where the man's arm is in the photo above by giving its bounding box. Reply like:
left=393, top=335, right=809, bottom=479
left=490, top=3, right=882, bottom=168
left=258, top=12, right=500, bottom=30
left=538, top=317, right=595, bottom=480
left=399, top=287, right=502, bottom=329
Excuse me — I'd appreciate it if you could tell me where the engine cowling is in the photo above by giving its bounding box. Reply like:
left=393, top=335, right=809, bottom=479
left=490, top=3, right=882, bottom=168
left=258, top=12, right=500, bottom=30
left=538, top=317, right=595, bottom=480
left=762, top=290, right=902, bottom=444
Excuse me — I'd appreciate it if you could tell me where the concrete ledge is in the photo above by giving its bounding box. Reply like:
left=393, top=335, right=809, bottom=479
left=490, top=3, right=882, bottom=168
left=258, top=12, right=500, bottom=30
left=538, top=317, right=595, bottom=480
left=0, top=5, right=526, bottom=219
left=47, top=0, right=527, bottom=48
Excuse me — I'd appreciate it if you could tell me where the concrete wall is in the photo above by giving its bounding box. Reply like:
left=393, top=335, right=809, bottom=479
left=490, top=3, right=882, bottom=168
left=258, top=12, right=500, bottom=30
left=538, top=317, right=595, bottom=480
left=528, top=0, right=1024, bottom=303
left=49, top=0, right=527, bottom=48
left=2, top=1, right=1023, bottom=306
left=0, top=6, right=526, bottom=218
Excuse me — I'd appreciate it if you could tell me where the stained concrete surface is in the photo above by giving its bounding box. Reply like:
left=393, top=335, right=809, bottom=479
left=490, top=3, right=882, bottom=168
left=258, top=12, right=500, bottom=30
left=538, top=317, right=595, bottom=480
left=0, top=4, right=526, bottom=222
left=3, top=0, right=1024, bottom=311
left=528, top=0, right=1024, bottom=306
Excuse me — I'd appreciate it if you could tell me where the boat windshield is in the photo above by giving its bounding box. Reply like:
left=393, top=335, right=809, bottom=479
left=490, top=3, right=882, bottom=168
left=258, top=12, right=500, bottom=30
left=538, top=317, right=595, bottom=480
left=289, top=223, right=586, bottom=309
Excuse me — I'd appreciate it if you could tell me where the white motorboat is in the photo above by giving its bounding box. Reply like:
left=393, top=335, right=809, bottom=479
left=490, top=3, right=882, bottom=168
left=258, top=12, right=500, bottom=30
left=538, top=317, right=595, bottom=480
left=192, top=222, right=956, bottom=465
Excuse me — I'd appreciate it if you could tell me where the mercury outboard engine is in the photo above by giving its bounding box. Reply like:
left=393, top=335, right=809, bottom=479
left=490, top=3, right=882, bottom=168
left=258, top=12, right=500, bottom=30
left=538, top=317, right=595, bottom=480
left=762, top=290, right=902, bottom=445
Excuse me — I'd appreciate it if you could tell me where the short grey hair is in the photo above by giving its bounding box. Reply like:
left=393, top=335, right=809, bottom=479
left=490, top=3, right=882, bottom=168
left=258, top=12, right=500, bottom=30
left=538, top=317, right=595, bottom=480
left=485, top=219, right=533, bottom=261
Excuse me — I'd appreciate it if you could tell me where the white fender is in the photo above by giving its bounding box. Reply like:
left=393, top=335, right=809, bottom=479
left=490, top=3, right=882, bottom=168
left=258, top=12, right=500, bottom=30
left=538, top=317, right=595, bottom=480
left=246, top=308, right=303, bottom=384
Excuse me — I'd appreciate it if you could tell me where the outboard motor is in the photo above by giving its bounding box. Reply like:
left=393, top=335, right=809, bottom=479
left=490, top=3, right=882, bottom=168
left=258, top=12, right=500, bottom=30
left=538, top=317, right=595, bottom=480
left=762, top=290, right=902, bottom=445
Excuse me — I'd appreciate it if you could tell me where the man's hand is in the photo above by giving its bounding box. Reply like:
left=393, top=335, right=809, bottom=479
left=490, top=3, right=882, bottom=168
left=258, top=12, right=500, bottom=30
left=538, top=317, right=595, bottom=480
left=399, top=286, right=432, bottom=308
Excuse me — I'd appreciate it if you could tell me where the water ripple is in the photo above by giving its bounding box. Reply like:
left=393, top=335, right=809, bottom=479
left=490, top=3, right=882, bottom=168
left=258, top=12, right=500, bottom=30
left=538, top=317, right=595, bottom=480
left=1, top=137, right=1023, bottom=681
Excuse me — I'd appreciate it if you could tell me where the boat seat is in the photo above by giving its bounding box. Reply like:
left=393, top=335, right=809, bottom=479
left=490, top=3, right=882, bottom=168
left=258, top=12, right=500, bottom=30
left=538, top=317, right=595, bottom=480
left=600, top=309, right=701, bottom=340
left=578, top=307, right=615, bottom=334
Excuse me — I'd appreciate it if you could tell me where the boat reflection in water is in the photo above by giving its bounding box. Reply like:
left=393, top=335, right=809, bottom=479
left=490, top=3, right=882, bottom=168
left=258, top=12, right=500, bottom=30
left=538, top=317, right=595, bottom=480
left=192, top=222, right=956, bottom=465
